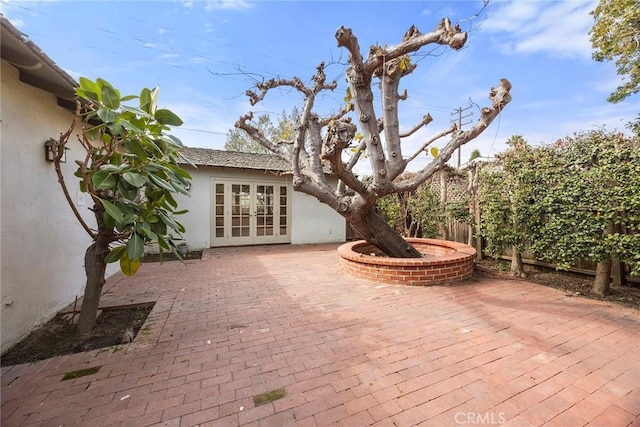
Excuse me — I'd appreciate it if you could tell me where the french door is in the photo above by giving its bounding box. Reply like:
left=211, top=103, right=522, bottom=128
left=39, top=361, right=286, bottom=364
left=211, top=179, right=290, bottom=246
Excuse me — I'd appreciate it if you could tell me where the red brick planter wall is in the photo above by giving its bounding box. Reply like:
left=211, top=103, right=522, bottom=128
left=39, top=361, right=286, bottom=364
left=337, top=238, right=476, bottom=286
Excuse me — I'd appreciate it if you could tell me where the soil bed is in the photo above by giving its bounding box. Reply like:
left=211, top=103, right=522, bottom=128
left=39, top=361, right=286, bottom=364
left=141, top=250, right=203, bottom=263
left=1, top=250, right=203, bottom=367
left=476, top=259, right=640, bottom=310
left=1, top=305, right=152, bottom=367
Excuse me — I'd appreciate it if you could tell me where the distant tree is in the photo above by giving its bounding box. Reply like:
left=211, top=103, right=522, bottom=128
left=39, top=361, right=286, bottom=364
left=225, top=108, right=300, bottom=154
left=469, top=149, right=481, bottom=162
left=627, top=114, right=640, bottom=136
left=50, top=78, right=191, bottom=335
left=236, top=17, right=511, bottom=258
left=225, top=114, right=273, bottom=154
left=589, top=0, right=640, bottom=102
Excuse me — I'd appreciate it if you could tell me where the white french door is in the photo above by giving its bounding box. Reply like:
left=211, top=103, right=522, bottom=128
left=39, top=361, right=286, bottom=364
left=211, top=179, right=290, bottom=246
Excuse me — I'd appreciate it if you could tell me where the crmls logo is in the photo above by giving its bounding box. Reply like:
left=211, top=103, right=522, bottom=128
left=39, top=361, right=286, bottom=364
left=454, top=412, right=506, bottom=425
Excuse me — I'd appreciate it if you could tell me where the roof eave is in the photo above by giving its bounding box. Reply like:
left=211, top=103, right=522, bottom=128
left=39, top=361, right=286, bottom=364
left=1, top=16, right=80, bottom=107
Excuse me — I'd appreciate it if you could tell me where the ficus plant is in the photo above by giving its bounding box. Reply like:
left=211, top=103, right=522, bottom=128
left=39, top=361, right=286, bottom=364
left=479, top=135, right=546, bottom=278
left=531, top=130, right=640, bottom=295
left=50, top=77, right=192, bottom=335
left=480, top=130, right=640, bottom=295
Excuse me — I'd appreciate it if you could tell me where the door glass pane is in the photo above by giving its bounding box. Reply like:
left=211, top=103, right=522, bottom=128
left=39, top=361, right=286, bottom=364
left=231, top=184, right=251, bottom=238
left=214, top=182, right=225, bottom=240
left=256, top=184, right=274, bottom=236
left=279, top=186, right=288, bottom=236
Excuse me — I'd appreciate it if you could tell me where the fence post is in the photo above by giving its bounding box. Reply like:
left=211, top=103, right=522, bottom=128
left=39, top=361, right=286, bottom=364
left=439, top=170, right=450, bottom=241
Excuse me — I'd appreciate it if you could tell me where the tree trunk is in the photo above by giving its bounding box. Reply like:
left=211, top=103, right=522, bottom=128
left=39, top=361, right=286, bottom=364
left=592, top=260, right=611, bottom=297
left=510, top=249, right=526, bottom=278
left=347, top=208, right=422, bottom=258
left=76, top=234, right=110, bottom=335
left=611, top=223, right=627, bottom=287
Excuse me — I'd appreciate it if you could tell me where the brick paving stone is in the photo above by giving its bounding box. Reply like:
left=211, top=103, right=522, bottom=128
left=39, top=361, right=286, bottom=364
left=2, top=244, right=639, bottom=427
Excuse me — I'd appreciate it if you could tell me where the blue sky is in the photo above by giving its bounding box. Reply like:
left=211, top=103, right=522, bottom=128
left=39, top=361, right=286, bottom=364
left=3, top=0, right=637, bottom=172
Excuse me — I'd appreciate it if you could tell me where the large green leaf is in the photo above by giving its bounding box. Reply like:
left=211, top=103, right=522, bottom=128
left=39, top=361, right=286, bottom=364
left=149, top=174, right=175, bottom=192
left=96, top=107, right=117, bottom=124
left=105, top=245, right=126, bottom=263
left=122, top=171, right=146, bottom=188
left=77, top=77, right=100, bottom=101
left=120, top=119, right=144, bottom=133
left=137, top=222, right=158, bottom=240
left=125, top=138, right=147, bottom=160
left=121, top=105, right=151, bottom=118
left=155, top=109, right=183, bottom=126
left=101, top=85, right=120, bottom=110
left=158, top=211, right=177, bottom=228
left=99, top=198, right=124, bottom=223
left=126, top=233, right=145, bottom=260
left=92, top=170, right=116, bottom=190
left=118, top=180, right=139, bottom=201
left=100, top=164, right=122, bottom=172
left=120, top=254, right=141, bottom=276
left=171, top=181, right=191, bottom=196
left=140, top=88, right=151, bottom=114
left=156, top=233, right=170, bottom=250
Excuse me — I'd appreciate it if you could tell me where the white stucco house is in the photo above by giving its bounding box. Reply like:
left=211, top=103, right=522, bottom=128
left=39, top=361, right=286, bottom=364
left=176, top=147, right=346, bottom=249
left=0, top=18, right=345, bottom=353
left=0, top=17, right=120, bottom=353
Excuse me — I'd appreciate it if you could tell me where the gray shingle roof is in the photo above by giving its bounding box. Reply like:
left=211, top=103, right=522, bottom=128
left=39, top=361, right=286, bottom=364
left=179, top=147, right=291, bottom=172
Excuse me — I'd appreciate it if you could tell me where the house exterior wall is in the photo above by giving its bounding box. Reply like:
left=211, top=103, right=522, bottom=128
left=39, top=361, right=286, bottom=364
left=291, top=190, right=346, bottom=244
left=0, top=61, right=117, bottom=353
left=175, top=165, right=346, bottom=248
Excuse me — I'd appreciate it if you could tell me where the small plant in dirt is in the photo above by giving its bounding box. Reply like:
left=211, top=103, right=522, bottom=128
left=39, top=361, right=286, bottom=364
left=49, top=78, right=192, bottom=335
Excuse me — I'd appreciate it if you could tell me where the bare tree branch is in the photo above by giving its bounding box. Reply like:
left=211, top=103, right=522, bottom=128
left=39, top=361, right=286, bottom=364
left=400, top=114, right=433, bottom=138
left=405, top=122, right=457, bottom=164
left=364, top=20, right=468, bottom=77
left=52, top=106, right=96, bottom=240
left=235, top=112, right=291, bottom=163
left=396, top=78, right=512, bottom=192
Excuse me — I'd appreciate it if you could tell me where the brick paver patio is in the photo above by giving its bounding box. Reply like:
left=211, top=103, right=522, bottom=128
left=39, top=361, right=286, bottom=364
left=2, top=244, right=639, bottom=426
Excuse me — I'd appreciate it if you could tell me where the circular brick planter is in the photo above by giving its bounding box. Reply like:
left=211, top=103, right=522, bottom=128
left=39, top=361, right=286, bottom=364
left=338, top=238, right=476, bottom=286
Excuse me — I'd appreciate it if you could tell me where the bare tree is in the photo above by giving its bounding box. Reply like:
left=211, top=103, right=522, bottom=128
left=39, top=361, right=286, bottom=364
left=236, top=18, right=511, bottom=258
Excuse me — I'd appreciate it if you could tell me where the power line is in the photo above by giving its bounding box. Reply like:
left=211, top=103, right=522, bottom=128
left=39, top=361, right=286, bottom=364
left=450, top=105, right=473, bottom=168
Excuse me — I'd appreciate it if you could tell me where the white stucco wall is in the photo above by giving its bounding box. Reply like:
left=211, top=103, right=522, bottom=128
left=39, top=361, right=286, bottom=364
left=1, top=62, right=117, bottom=353
left=175, top=165, right=346, bottom=248
left=173, top=165, right=214, bottom=250
left=290, top=190, right=346, bottom=244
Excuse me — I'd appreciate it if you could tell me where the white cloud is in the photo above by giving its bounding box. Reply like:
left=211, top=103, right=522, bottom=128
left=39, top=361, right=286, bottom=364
left=204, top=0, right=253, bottom=11
left=157, top=53, right=179, bottom=60
left=483, top=0, right=597, bottom=60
